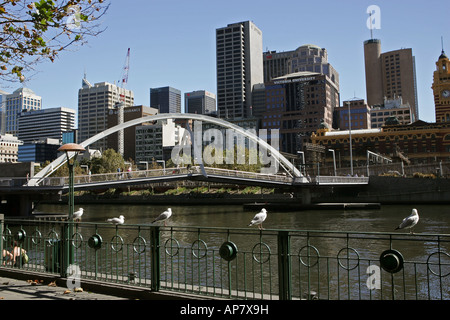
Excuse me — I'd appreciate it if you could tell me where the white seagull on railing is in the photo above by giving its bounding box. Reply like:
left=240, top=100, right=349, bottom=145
left=73, top=208, right=83, bottom=222
left=152, top=208, right=172, bottom=226
left=395, top=208, right=419, bottom=234
left=107, top=215, right=125, bottom=225
left=248, top=208, right=267, bottom=230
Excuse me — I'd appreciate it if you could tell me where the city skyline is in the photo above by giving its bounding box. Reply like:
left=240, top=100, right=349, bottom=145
left=0, top=0, right=449, bottom=124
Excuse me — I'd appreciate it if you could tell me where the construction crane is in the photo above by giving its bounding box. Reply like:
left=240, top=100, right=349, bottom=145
left=117, top=48, right=130, bottom=156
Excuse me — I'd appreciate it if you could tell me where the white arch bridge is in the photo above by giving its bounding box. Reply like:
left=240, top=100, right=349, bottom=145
left=25, top=113, right=368, bottom=189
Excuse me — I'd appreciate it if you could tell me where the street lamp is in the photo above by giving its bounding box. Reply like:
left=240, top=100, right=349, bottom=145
left=57, top=143, right=85, bottom=276
left=297, top=151, right=305, bottom=176
left=58, top=143, right=85, bottom=220
left=156, top=160, right=166, bottom=174
left=328, top=149, right=337, bottom=176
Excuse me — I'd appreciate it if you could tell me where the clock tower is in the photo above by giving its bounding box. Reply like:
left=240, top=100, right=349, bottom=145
left=432, top=49, right=450, bottom=122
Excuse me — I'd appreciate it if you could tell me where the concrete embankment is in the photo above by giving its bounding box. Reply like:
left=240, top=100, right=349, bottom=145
left=318, top=176, right=450, bottom=205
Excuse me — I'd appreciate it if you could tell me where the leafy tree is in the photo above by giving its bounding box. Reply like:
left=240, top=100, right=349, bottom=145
left=0, top=0, right=108, bottom=82
left=89, top=148, right=124, bottom=174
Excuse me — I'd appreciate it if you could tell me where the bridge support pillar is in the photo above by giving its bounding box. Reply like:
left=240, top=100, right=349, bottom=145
left=0, top=195, right=34, bottom=216
left=301, top=188, right=311, bottom=205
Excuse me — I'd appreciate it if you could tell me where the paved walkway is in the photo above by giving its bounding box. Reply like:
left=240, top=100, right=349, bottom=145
left=0, top=276, right=128, bottom=300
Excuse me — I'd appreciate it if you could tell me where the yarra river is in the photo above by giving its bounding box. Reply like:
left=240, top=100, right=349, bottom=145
left=34, top=201, right=450, bottom=300
left=38, top=202, right=450, bottom=234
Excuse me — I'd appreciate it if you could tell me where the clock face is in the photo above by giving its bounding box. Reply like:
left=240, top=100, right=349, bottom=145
left=443, top=90, right=450, bottom=98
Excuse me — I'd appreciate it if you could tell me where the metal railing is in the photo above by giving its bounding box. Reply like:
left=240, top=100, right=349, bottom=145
left=1, top=218, right=449, bottom=300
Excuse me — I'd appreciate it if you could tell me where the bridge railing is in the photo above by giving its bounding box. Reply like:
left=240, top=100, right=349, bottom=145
left=35, top=166, right=297, bottom=187
left=1, top=217, right=449, bottom=300
left=312, top=175, right=370, bottom=185
left=203, top=167, right=294, bottom=183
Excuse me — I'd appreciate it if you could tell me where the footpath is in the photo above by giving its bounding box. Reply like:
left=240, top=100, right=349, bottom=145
left=0, top=275, right=128, bottom=300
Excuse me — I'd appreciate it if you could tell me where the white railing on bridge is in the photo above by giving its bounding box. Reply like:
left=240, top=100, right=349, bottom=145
left=35, top=166, right=298, bottom=187
left=0, top=167, right=368, bottom=188
left=313, top=175, right=369, bottom=185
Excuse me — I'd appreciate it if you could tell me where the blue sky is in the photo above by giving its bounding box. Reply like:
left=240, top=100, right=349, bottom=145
left=3, top=0, right=450, bottom=123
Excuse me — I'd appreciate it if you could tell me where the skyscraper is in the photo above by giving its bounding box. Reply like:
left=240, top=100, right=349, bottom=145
left=78, top=76, right=134, bottom=150
left=261, top=72, right=340, bottom=154
left=150, top=86, right=181, bottom=114
left=3, top=87, right=42, bottom=136
left=185, top=90, right=216, bottom=115
left=18, top=107, right=75, bottom=144
left=216, top=21, right=263, bottom=119
left=263, top=44, right=339, bottom=89
left=364, top=39, right=419, bottom=119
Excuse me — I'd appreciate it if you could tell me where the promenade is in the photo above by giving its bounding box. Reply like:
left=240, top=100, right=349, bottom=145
left=0, top=275, right=127, bottom=300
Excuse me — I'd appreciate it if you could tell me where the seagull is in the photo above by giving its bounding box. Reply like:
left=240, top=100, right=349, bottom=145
left=73, top=208, right=83, bottom=222
left=248, top=208, right=267, bottom=230
left=395, top=208, right=419, bottom=234
left=107, top=215, right=125, bottom=225
left=152, top=208, right=172, bottom=226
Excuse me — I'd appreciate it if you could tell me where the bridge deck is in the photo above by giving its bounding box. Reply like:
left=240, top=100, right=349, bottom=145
left=0, top=166, right=368, bottom=193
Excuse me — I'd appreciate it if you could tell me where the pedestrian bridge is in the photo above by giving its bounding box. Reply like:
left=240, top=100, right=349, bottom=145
left=0, top=166, right=369, bottom=192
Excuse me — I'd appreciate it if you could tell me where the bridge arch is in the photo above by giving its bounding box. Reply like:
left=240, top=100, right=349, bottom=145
left=28, top=113, right=302, bottom=186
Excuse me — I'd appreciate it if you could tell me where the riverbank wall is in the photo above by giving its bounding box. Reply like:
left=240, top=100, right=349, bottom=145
left=315, top=176, right=450, bottom=205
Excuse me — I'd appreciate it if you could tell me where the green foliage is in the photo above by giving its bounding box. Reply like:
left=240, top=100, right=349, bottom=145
left=88, top=148, right=125, bottom=174
left=0, top=0, right=108, bottom=82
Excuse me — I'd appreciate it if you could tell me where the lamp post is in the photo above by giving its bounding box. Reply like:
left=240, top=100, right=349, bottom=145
left=57, top=143, right=85, bottom=276
left=297, top=151, right=305, bottom=176
left=328, top=149, right=336, bottom=176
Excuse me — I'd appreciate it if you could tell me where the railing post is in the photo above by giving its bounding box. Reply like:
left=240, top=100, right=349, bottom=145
left=150, top=226, right=160, bottom=291
left=0, top=214, right=3, bottom=259
left=277, top=230, right=292, bottom=300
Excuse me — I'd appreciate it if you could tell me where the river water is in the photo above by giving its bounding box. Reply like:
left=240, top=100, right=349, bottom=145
left=33, top=202, right=450, bottom=299
left=38, top=202, right=450, bottom=235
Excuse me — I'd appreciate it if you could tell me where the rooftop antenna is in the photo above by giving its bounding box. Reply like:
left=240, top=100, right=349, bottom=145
left=442, top=36, right=445, bottom=54
left=369, top=11, right=374, bottom=40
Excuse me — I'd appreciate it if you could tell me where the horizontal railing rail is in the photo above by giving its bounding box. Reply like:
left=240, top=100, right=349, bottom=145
left=1, top=218, right=449, bottom=300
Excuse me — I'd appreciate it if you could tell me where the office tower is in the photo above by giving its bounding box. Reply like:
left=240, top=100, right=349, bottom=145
left=135, top=119, right=186, bottom=162
left=364, top=39, right=384, bottom=108
left=185, top=90, right=216, bottom=115
left=0, top=89, right=10, bottom=135
left=370, top=97, right=413, bottom=128
left=107, top=105, right=158, bottom=161
left=3, top=87, right=42, bottom=136
left=432, top=49, right=450, bottom=123
left=263, top=44, right=339, bottom=89
left=262, top=72, right=339, bottom=154
left=18, top=138, right=60, bottom=163
left=335, top=98, right=371, bottom=130
left=150, top=86, right=181, bottom=113
left=78, top=76, right=134, bottom=151
left=364, top=39, right=419, bottom=119
left=18, top=107, right=75, bottom=144
left=216, top=21, right=263, bottom=119
left=0, top=133, right=22, bottom=163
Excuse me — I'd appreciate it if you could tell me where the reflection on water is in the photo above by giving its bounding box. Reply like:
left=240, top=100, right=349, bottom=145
left=32, top=202, right=450, bottom=299
left=38, top=202, right=450, bottom=235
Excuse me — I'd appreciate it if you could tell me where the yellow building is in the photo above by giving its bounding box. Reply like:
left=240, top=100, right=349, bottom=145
left=432, top=49, right=450, bottom=122
left=311, top=120, right=450, bottom=165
